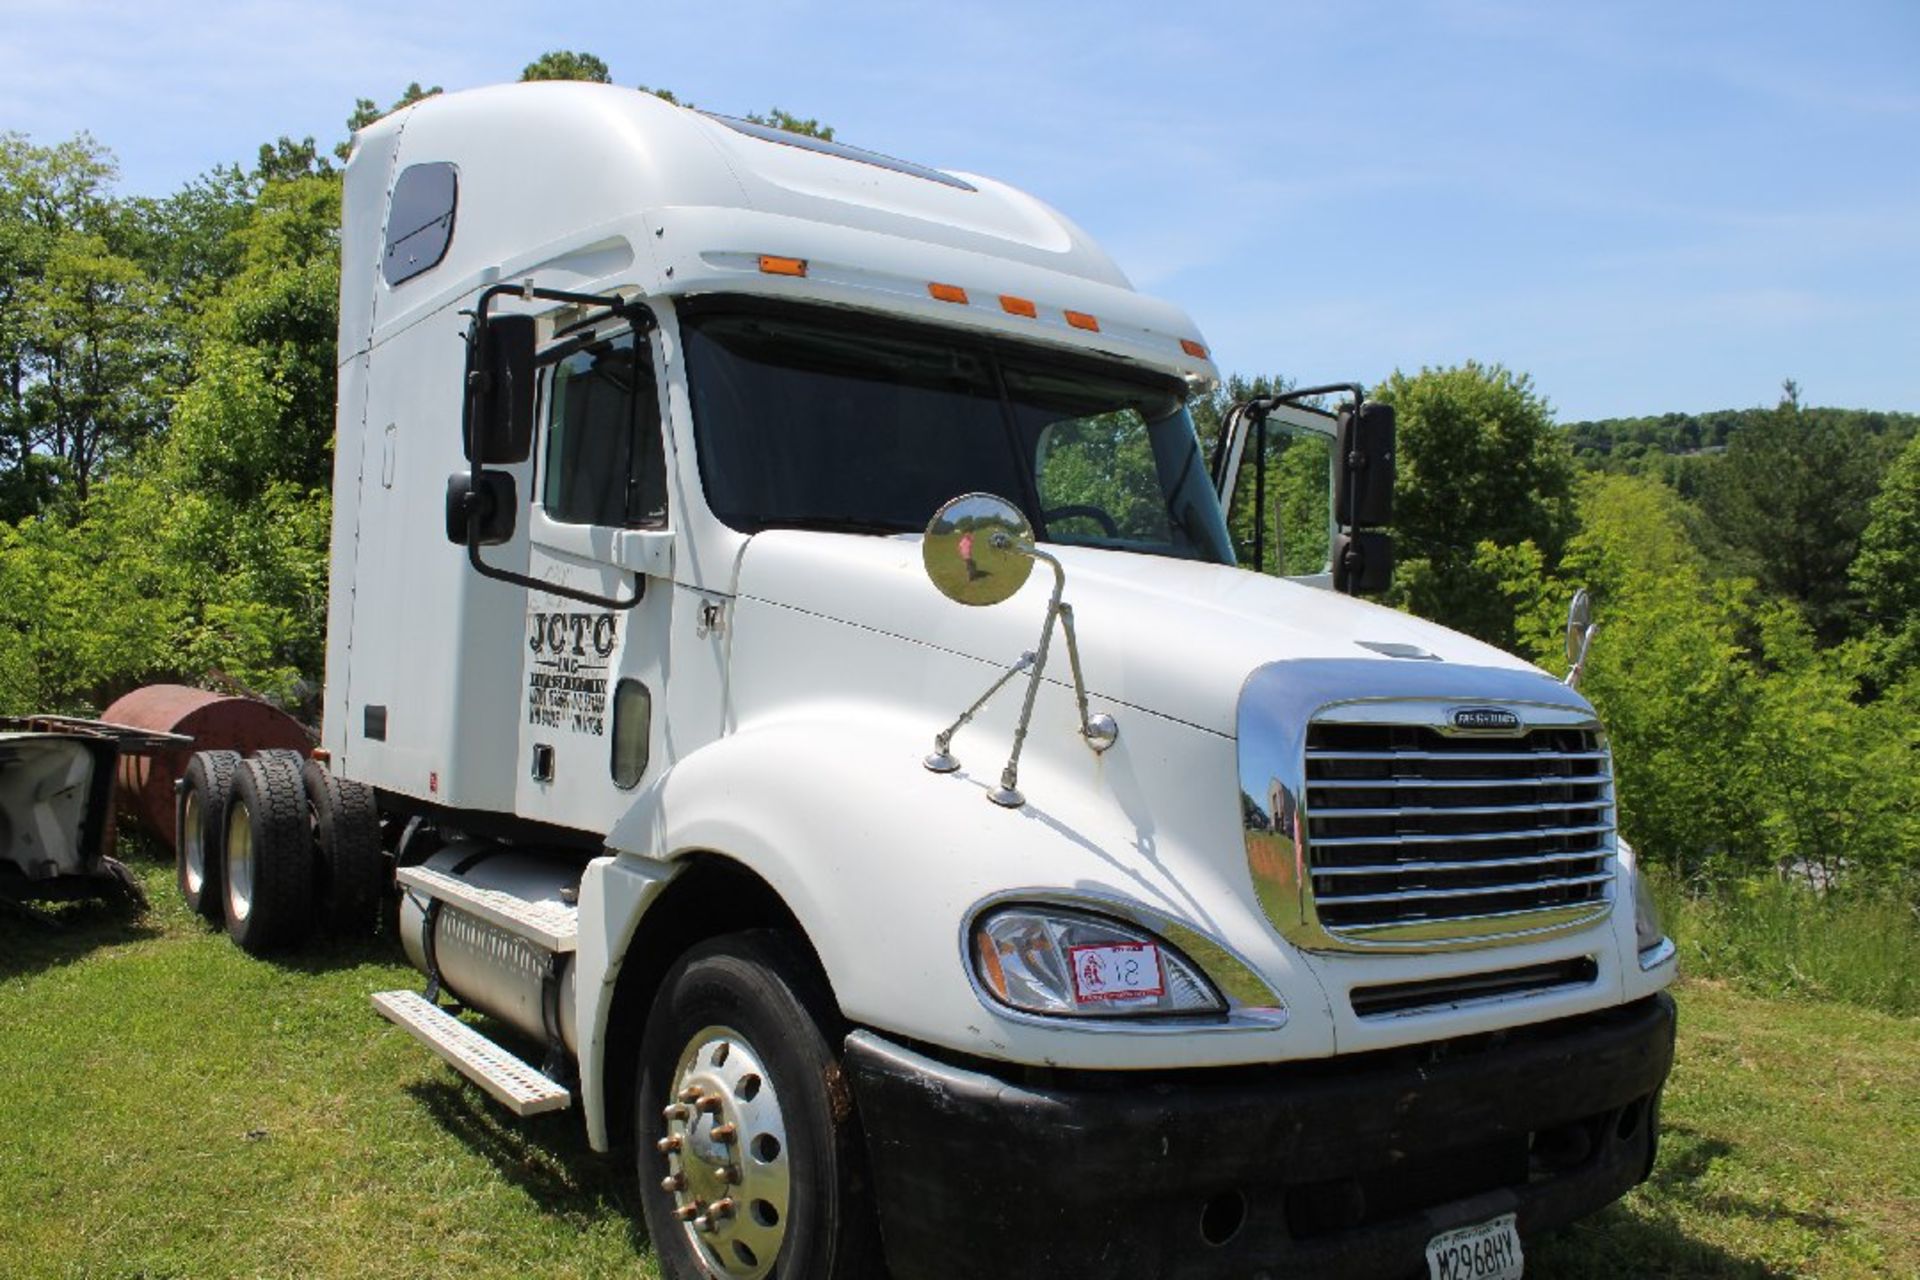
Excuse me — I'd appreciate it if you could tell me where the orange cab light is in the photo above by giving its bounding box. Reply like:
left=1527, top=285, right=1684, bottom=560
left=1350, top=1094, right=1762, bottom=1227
left=758, top=255, right=808, bottom=277
left=928, top=282, right=970, bottom=305
left=999, top=294, right=1038, bottom=318
left=1064, top=310, right=1100, bottom=332
left=1180, top=338, right=1209, bottom=359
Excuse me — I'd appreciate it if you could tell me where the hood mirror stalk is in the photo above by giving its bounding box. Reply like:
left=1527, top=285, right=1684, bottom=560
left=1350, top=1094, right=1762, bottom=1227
left=920, top=493, right=1118, bottom=808
left=1564, top=587, right=1599, bottom=689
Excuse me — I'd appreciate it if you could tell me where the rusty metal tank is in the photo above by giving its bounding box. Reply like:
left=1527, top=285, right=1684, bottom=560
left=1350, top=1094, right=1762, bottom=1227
left=100, top=685, right=312, bottom=848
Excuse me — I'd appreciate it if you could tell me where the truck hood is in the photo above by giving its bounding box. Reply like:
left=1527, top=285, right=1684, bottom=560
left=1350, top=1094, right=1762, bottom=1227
left=733, top=532, right=1542, bottom=737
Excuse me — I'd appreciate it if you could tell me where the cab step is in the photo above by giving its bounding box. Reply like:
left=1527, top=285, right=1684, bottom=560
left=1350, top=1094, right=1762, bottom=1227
left=395, top=864, right=578, bottom=952
left=372, top=989, right=572, bottom=1116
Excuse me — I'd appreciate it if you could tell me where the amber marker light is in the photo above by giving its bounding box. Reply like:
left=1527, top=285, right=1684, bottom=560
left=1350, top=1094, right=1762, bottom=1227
left=1181, top=339, right=1209, bottom=359
left=928, top=282, right=969, bottom=304
left=999, top=294, right=1037, bottom=318
left=758, top=255, right=808, bottom=277
left=1064, top=310, right=1100, bottom=332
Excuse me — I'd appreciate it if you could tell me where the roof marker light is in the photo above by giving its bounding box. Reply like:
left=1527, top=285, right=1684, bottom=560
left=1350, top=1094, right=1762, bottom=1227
left=928, top=282, right=969, bottom=305
left=758, top=255, right=807, bottom=277
left=1181, top=339, right=1209, bottom=359
left=999, top=295, right=1037, bottom=318
left=1064, top=310, right=1100, bottom=332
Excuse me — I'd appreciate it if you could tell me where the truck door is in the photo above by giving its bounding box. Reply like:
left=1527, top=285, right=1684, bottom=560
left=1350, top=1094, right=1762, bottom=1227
left=1216, top=403, right=1336, bottom=587
left=514, top=325, right=674, bottom=833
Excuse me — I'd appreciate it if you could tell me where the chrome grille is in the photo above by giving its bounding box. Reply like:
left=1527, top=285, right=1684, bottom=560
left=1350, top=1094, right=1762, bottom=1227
left=1303, top=719, right=1615, bottom=944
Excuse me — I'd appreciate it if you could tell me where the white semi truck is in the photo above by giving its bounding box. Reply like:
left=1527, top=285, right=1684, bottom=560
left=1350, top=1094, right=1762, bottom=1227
left=176, top=82, right=1676, bottom=1279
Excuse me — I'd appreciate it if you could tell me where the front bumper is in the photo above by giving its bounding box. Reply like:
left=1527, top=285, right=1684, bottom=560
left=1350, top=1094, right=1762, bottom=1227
left=845, top=993, right=1676, bottom=1280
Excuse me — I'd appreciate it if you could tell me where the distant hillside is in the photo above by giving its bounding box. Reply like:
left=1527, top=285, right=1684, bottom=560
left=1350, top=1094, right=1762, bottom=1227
left=1561, top=407, right=1920, bottom=468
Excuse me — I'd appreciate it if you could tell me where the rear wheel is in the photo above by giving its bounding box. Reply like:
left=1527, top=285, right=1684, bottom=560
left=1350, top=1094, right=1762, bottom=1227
left=302, top=760, right=384, bottom=937
left=223, top=754, right=313, bottom=954
left=636, top=932, right=879, bottom=1280
left=176, top=750, right=240, bottom=920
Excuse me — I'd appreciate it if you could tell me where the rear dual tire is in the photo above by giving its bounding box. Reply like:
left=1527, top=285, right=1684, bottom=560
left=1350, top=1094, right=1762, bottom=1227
left=223, top=754, right=313, bottom=954
left=177, top=750, right=240, bottom=921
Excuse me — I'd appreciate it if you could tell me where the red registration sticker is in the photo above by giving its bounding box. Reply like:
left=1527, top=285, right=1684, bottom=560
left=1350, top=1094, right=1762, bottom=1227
left=1067, top=942, right=1166, bottom=1004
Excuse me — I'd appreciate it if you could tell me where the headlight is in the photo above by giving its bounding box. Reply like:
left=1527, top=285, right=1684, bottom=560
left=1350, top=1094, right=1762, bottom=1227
left=971, top=907, right=1225, bottom=1018
left=1632, top=866, right=1666, bottom=954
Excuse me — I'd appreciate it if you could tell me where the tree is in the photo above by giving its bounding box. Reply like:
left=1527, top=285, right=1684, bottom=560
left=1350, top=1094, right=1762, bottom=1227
left=0, top=132, right=170, bottom=513
left=1372, top=362, right=1576, bottom=648
left=1852, top=430, right=1920, bottom=678
left=522, top=51, right=612, bottom=83
left=339, top=82, right=442, bottom=160
left=1696, top=389, right=1895, bottom=643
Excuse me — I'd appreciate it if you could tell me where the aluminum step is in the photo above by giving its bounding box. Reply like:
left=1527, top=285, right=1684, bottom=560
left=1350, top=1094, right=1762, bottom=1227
left=372, top=989, right=572, bottom=1116
left=395, top=864, right=578, bottom=952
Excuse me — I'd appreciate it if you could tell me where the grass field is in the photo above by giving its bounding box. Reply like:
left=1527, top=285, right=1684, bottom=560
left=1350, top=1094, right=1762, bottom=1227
left=3, top=854, right=1915, bottom=1279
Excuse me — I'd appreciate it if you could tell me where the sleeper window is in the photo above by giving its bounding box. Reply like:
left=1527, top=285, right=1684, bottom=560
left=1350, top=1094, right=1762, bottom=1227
left=542, top=333, right=667, bottom=528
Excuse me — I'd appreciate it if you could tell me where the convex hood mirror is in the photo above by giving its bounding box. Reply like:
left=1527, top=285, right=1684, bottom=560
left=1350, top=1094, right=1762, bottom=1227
left=922, top=493, right=1035, bottom=607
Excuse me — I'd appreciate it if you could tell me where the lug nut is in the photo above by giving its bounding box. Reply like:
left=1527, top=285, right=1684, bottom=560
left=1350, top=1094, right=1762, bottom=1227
left=693, top=1214, right=714, bottom=1232
left=696, top=1095, right=724, bottom=1114
left=656, top=1135, right=682, bottom=1153
left=674, top=1203, right=700, bottom=1222
left=709, top=1197, right=736, bottom=1219
left=663, top=1104, right=689, bottom=1122
left=711, top=1122, right=738, bottom=1142
left=661, top=1173, right=685, bottom=1192
left=678, top=1085, right=702, bottom=1103
left=715, top=1165, right=740, bottom=1185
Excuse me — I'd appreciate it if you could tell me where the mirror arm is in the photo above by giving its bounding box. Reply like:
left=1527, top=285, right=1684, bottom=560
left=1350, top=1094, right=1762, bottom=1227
left=925, top=652, right=1035, bottom=774
left=921, top=537, right=1119, bottom=801
left=464, top=516, right=645, bottom=611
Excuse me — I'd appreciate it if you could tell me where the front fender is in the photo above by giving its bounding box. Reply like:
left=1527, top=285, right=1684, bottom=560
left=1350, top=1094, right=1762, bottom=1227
left=601, top=689, right=1334, bottom=1076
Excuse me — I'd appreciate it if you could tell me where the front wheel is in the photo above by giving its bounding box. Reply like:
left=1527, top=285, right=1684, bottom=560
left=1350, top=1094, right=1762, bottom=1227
left=636, top=932, right=879, bottom=1280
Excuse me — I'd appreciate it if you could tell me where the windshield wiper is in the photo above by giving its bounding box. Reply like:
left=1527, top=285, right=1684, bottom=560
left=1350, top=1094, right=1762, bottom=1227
left=750, top=514, right=917, bottom=536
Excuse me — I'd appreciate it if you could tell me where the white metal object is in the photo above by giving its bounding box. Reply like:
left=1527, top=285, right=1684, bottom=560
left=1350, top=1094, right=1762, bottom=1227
left=372, top=989, right=572, bottom=1116
left=397, top=863, right=579, bottom=953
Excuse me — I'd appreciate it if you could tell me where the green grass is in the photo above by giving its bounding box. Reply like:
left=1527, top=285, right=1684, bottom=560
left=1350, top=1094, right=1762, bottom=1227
left=3, top=852, right=1915, bottom=1278
left=1656, top=875, right=1920, bottom=1015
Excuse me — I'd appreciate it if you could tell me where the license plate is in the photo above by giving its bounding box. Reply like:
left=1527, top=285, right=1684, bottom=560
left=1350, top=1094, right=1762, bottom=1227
left=1426, top=1213, right=1524, bottom=1280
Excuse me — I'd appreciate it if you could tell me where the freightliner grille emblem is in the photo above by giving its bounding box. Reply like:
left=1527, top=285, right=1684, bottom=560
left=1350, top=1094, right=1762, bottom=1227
left=1450, top=707, right=1522, bottom=732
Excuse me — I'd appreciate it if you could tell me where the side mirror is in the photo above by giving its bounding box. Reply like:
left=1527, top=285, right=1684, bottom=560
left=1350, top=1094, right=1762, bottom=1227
left=445, top=470, right=518, bottom=546
left=1335, top=401, right=1395, bottom=528
left=463, top=313, right=537, bottom=464
left=922, top=493, right=1036, bottom=607
left=1333, top=530, right=1394, bottom=595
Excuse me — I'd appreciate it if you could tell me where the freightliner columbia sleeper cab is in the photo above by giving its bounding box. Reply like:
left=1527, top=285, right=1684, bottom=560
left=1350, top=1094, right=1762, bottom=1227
left=174, top=82, right=1677, bottom=1280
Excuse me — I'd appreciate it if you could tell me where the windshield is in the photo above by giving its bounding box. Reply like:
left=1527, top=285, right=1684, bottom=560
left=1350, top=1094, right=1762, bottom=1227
left=680, top=302, right=1235, bottom=564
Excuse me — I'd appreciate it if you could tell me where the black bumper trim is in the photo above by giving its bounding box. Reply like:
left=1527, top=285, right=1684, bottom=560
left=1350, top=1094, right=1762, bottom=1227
left=845, top=993, right=1676, bottom=1280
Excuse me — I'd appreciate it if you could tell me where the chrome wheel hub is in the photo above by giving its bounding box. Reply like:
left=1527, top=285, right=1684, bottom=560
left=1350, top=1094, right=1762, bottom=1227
left=657, top=1025, right=789, bottom=1279
left=226, top=802, right=254, bottom=921
left=182, top=792, right=207, bottom=896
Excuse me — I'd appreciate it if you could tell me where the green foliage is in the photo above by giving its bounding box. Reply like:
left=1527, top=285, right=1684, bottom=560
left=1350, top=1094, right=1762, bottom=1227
left=1373, top=362, right=1576, bottom=648
left=0, top=132, right=172, bottom=513
left=1657, top=871, right=1920, bottom=1015
left=340, top=83, right=442, bottom=159
left=1695, top=394, right=1899, bottom=643
left=1851, top=430, right=1920, bottom=680
left=521, top=50, right=612, bottom=83
left=1485, top=472, right=1919, bottom=894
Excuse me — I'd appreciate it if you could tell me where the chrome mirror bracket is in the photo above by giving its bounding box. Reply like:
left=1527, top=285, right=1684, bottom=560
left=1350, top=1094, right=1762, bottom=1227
left=919, top=493, right=1121, bottom=805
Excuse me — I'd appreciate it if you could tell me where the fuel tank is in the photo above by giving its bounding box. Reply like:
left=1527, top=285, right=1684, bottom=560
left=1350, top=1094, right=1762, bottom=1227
left=398, top=845, right=580, bottom=1054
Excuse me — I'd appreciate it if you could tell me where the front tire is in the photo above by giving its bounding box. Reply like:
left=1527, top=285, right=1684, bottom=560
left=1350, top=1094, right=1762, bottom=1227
left=636, top=932, right=879, bottom=1280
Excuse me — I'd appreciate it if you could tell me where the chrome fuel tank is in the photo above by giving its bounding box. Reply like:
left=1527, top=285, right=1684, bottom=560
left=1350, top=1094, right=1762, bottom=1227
left=398, top=845, right=579, bottom=1054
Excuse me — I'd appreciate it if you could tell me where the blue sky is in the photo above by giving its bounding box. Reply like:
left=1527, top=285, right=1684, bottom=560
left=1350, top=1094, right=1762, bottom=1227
left=3, top=0, right=1915, bottom=421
